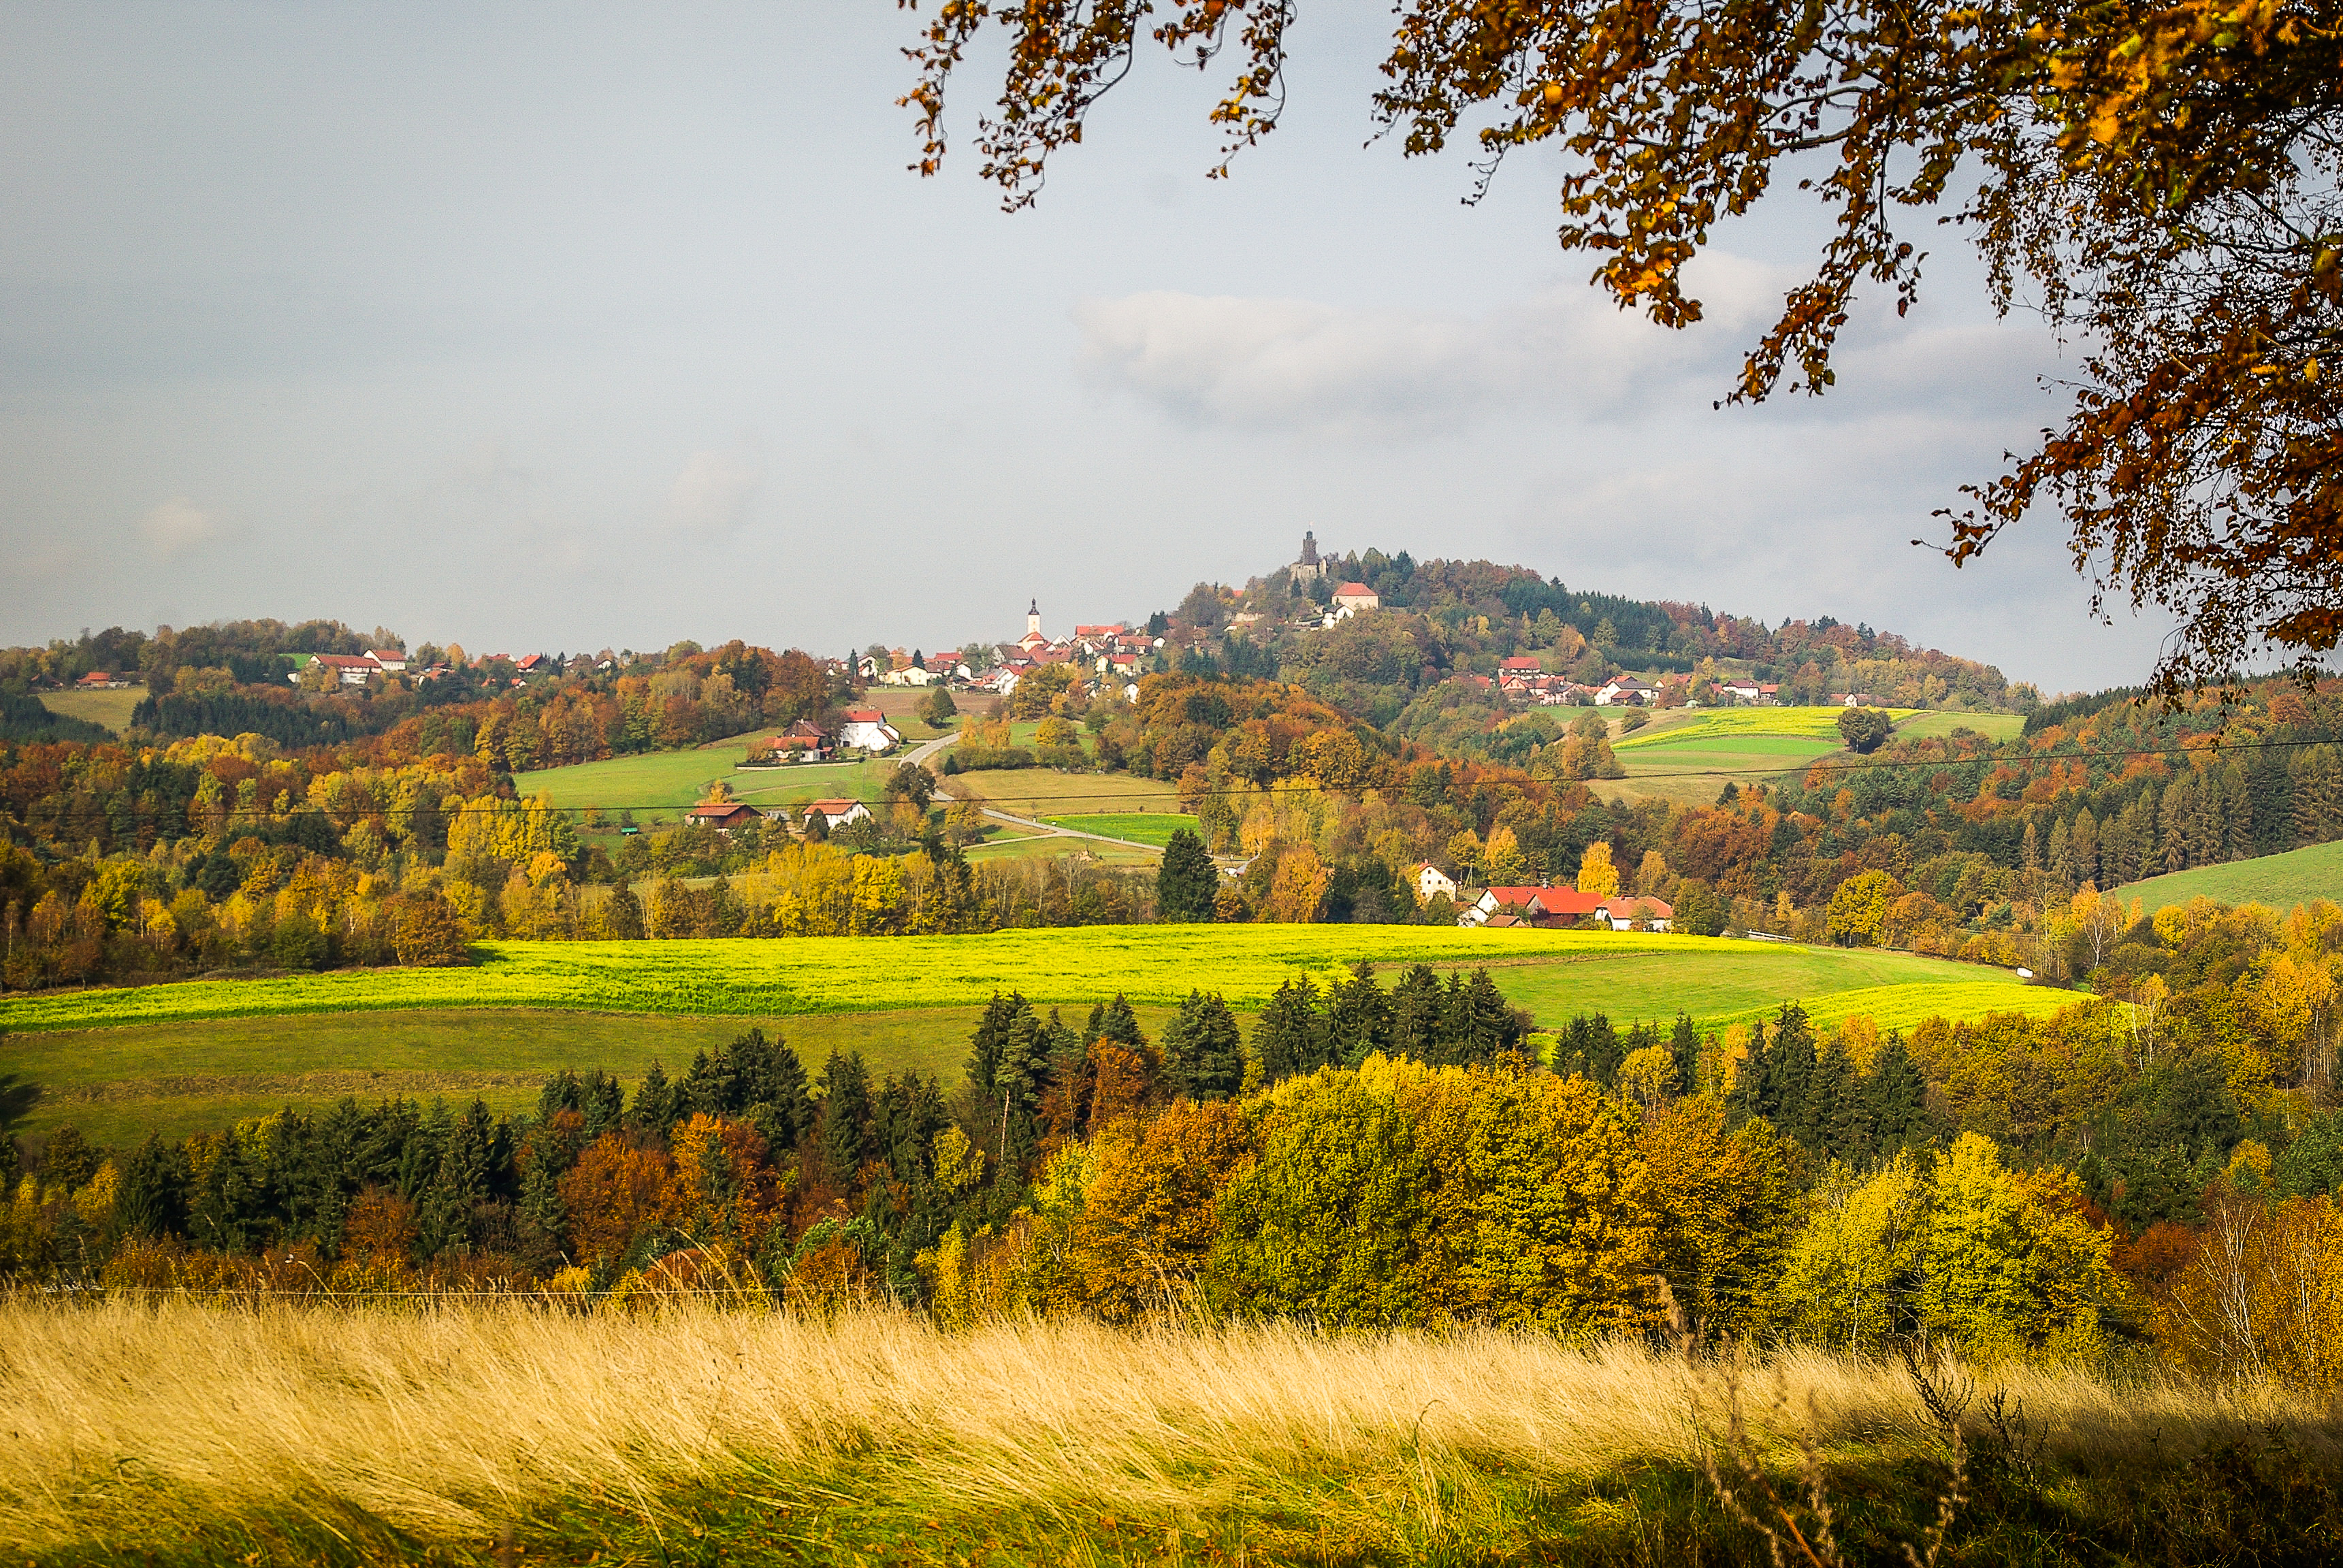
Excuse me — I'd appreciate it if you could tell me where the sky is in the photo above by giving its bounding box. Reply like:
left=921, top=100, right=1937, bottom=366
left=0, top=3, right=2176, bottom=693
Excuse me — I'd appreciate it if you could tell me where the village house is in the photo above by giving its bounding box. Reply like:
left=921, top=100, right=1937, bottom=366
left=1460, top=885, right=1606, bottom=928
left=837, top=709, right=901, bottom=753
left=1596, top=675, right=1658, bottom=707
left=1828, top=691, right=1877, bottom=707
left=366, top=649, right=408, bottom=674
left=1413, top=863, right=1458, bottom=904
left=293, top=653, right=387, bottom=687
left=763, top=720, right=831, bottom=761
left=1598, top=896, right=1675, bottom=932
left=1719, top=679, right=1781, bottom=706
left=803, top=799, right=872, bottom=831
left=684, top=801, right=763, bottom=832
left=74, top=670, right=133, bottom=690
left=1327, top=582, right=1381, bottom=621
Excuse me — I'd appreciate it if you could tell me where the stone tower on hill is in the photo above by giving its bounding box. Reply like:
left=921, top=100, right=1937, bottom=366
left=1291, top=531, right=1323, bottom=585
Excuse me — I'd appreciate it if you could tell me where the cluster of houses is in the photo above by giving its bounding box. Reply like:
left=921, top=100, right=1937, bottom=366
left=1449, top=666, right=1670, bottom=708
left=864, top=601, right=1169, bottom=698
left=683, top=798, right=873, bottom=834
left=1410, top=864, right=1675, bottom=932
left=753, top=708, right=901, bottom=763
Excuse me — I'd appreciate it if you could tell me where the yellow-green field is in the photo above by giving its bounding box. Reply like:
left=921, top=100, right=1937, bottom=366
left=37, top=687, right=144, bottom=735
left=1, top=929, right=2075, bottom=1143
left=1890, top=709, right=2028, bottom=741
left=1613, top=706, right=1912, bottom=751
left=1597, top=705, right=2010, bottom=807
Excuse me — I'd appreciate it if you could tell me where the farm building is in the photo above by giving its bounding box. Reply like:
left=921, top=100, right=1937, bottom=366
left=804, top=799, right=872, bottom=831
left=685, top=802, right=763, bottom=832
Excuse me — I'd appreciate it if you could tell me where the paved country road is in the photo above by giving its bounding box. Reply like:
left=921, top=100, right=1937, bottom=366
left=907, top=729, right=1163, bottom=855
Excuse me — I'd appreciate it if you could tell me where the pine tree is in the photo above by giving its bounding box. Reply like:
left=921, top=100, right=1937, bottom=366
left=1668, top=1013, right=1701, bottom=1096
left=1387, top=964, right=1445, bottom=1062
left=1156, top=828, right=1218, bottom=921
left=1726, top=1019, right=1772, bottom=1125
left=1864, top=1034, right=1930, bottom=1153
left=1163, top=990, right=1243, bottom=1100
left=631, top=1062, right=682, bottom=1138
left=966, top=991, right=1035, bottom=1102
left=1325, top=962, right=1393, bottom=1068
left=118, top=1133, right=190, bottom=1238
left=820, top=1051, right=873, bottom=1183
left=1805, top=1036, right=1863, bottom=1162
left=1253, top=976, right=1327, bottom=1083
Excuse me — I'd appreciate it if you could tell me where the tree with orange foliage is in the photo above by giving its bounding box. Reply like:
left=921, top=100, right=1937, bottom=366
left=1069, top=1102, right=1252, bottom=1323
left=558, top=1134, right=675, bottom=1270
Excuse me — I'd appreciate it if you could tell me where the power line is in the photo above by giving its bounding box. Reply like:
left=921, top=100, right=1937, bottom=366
left=25, top=735, right=2335, bottom=820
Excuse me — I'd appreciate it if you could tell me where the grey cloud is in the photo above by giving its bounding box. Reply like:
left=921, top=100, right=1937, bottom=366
left=137, top=496, right=231, bottom=559
left=662, top=446, right=762, bottom=540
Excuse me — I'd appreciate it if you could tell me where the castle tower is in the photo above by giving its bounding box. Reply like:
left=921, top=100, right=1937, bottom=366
left=1027, top=598, right=1042, bottom=639
left=1292, top=531, right=1323, bottom=585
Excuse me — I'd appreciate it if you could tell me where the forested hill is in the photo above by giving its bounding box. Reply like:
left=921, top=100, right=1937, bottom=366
left=1159, top=550, right=2033, bottom=726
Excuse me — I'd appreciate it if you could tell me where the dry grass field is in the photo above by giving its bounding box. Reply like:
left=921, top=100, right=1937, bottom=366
left=3, top=1298, right=2334, bottom=1566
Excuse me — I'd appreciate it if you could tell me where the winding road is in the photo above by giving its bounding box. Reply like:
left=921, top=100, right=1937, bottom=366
left=906, top=732, right=1164, bottom=855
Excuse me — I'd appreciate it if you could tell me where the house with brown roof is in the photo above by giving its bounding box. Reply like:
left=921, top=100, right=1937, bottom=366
left=685, top=802, right=762, bottom=832
left=803, top=799, right=872, bottom=831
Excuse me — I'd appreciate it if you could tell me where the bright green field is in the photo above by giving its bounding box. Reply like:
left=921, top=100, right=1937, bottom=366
left=1039, top=813, right=1195, bottom=847
left=2117, top=839, right=2343, bottom=915
left=516, top=740, right=893, bottom=823
left=1613, top=706, right=1912, bottom=751
left=0, top=930, right=2046, bottom=1034
left=2, top=930, right=2056, bottom=1143
left=38, top=687, right=145, bottom=735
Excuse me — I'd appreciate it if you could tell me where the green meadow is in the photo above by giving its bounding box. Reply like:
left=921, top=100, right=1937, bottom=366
left=2117, top=838, right=2343, bottom=915
left=36, top=687, right=144, bottom=735
left=515, top=740, right=894, bottom=823
left=1037, top=811, right=1195, bottom=847
left=1, top=928, right=2072, bottom=1143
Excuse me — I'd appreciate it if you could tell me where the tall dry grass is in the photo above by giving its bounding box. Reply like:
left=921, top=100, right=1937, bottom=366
left=1, top=1296, right=2333, bottom=1552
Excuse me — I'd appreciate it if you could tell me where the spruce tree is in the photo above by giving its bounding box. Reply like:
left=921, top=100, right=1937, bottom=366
left=1864, top=1034, right=1928, bottom=1153
left=1726, top=1018, right=1772, bottom=1125
left=1457, top=968, right=1518, bottom=1066
left=1325, top=962, right=1393, bottom=1068
left=1668, top=1013, right=1701, bottom=1096
left=1804, top=1036, right=1862, bottom=1161
left=632, top=1062, right=683, bottom=1138
left=1764, top=1004, right=1817, bottom=1140
left=118, top=1133, right=190, bottom=1238
left=1162, top=990, right=1243, bottom=1100
left=1387, top=964, right=1445, bottom=1062
left=820, top=1051, right=874, bottom=1181
left=1253, top=975, right=1327, bottom=1083
left=1156, top=828, right=1218, bottom=921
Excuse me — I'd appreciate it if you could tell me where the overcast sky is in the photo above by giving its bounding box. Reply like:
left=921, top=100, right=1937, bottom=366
left=0, top=3, right=2173, bottom=691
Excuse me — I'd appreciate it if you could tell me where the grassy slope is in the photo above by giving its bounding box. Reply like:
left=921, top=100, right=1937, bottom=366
left=1037, top=812, right=1194, bottom=847
left=517, top=741, right=893, bottom=823
left=0, top=928, right=2041, bottom=1031
left=2117, top=838, right=2343, bottom=914
left=1892, top=709, right=2029, bottom=741
left=38, top=687, right=144, bottom=734
left=3, top=930, right=2065, bottom=1141
left=1600, top=705, right=2018, bottom=807
left=942, top=768, right=1180, bottom=815
left=12, top=1004, right=1184, bottom=1144
left=7, top=1301, right=2331, bottom=1568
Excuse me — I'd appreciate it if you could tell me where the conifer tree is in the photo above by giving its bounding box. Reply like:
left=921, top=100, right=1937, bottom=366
left=631, top=1062, right=682, bottom=1139
left=1804, top=1036, right=1863, bottom=1162
left=1668, top=1013, right=1701, bottom=1097
left=1162, top=990, right=1243, bottom=1100
left=1764, top=1005, right=1817, bottom=1141
left=820, top=1051, right=874, bottom=1183
left=1387, top=964, right=1445, bottom=1062
left=1253, top=975, right=1328, bottom=1083
left=1864, top=1035, right=1930, bottom=1154
left=1325, top=962, right=1393, bottom=1068
left=1155, top=828, right=1217, bottom=921
left=1455, top=969, right=1517, bottom=1066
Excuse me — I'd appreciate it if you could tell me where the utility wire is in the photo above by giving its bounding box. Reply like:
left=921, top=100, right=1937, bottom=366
left=97, top=732, right=2340, bottom=819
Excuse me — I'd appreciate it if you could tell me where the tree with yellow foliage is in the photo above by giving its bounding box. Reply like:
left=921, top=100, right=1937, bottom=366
left=1575, top=841, right=1619, bottom=899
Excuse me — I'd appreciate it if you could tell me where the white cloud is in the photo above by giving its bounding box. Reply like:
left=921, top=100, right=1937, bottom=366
left=137, top=496, right=229, bottom=558
left=662, top=446, right=762, bottom=539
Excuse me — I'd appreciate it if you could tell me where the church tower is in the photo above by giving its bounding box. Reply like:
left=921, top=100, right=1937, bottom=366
left=1292, top=531, right=1323, bottom=585
left=1027, top=598, right=1042, bottom=640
